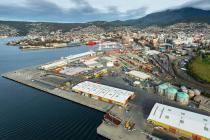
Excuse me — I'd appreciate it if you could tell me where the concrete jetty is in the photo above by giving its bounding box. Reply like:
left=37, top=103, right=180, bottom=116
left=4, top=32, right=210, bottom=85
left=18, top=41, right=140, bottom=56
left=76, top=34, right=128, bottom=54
left=1, top=66, right=150, bottom=140
left=2, top=68, right=113, bottom=113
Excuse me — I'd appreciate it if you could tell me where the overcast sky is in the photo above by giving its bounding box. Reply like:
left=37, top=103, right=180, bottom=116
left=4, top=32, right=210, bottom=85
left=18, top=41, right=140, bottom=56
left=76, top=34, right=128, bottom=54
left=0, top=0, right=209, bottom=22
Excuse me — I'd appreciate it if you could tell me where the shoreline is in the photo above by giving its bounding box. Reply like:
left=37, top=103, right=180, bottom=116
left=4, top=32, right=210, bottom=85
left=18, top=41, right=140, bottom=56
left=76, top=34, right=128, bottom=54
left=1, top=69, right=113, bottom=113
left=1, top=65, right=149, bottom=140
left=8, top=42, right=85, bottom=50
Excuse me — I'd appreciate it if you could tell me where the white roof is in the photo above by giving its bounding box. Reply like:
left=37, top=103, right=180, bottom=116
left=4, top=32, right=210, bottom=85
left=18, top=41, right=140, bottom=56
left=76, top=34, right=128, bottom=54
left=145, top=50, right=160, bottom=55
left=40, top=51, right=95, bottom=70
left=147, top=103, right=210, bottom=139
left=128, top=70, right=151, bottom=80
left=83, top=60, right=103, bottom=68
left=40, top=60, right=67, bottom=70
left=72, top=81, right=134, bottom=104
left=60, top=67, right=90, bottom=76
left=102, top=56, right=116, bottom=61
left=83, top=60, right=98, bottom=66
left=64, top=51, right=95, bottom=60
left=99, top=42, right=122, bottom=48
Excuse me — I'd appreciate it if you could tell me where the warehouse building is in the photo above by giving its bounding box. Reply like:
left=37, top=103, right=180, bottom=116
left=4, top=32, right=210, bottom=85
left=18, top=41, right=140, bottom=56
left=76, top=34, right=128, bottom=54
left=39, top=51, right=96, bottom=70
left=145, top=50, right=160, bottom=56
left=72, top=81, right=134, bottom=106
left=98, top=42, right=123, bottom=51
left=127, top=70, right=151, bottom=81
left=39, top=60, right=67, bottom=70
left=64, top=51, right=96, bottom=62
left=60, top=67, right=90, bottom=76
left=147, top=103, right=210, bottom=140
left=83, top=60, right=103, bottom=68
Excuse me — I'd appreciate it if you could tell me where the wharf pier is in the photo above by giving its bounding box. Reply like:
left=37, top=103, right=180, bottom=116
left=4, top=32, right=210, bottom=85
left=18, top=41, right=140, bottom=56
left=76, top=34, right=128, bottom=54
left=1, top=66, right=150, bottom=140
left=1, top=68, right=113, bottom=113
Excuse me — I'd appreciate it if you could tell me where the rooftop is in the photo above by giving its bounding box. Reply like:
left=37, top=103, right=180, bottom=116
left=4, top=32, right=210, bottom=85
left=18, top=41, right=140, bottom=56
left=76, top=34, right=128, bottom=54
left=127, top=70, right=151, bottom=80
left=72, top=81, right=134, bottom=104
left=145, top=50, right=160, bottom=55
left=147, top=103, right=210, bottom=139
left=64, top=51, right=96, bottom=60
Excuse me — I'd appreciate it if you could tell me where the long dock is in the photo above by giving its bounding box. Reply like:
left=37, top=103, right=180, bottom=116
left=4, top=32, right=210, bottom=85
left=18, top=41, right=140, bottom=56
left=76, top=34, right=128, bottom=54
left=1, top=66, right=150, bottom=140
left=1, top=68, right=113, bottom=113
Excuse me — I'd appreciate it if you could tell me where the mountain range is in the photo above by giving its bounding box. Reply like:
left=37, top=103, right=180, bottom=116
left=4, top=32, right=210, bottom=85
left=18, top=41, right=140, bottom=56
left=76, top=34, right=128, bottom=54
left=0, top=7, right=210, bottom=35
left=123, top=7, right=210, bottom=26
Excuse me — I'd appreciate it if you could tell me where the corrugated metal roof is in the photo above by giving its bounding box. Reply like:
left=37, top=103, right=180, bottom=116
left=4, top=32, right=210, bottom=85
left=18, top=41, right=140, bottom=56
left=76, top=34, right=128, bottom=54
left=147, top=103, right=210, bottom=139
left=40, top=51, right=95, bottom=70
left=72, top=81, right=134, bottom=104
left=60, top=67, right=90, bottom=76
left=128, top=70, right=151, bottom=80
left=40, top=60, right=67, bottom=70
left=64, top=51, right=95, bottom=60
left=145, top=50, right=160, bottom=55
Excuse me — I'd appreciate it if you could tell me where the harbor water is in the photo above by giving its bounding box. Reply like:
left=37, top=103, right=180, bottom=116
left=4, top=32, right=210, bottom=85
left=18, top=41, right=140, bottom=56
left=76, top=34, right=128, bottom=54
left=0, top=37, right=105, bottom=140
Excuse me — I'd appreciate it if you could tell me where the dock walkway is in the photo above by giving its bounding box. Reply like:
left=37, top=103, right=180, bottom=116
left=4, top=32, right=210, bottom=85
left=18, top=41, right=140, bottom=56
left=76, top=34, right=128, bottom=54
left=2, top=66, right=148, bottom=140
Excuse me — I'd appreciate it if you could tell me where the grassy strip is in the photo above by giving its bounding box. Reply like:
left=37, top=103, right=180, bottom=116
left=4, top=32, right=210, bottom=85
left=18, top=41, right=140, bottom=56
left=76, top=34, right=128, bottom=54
left=188, top=55, right=210, bottom=83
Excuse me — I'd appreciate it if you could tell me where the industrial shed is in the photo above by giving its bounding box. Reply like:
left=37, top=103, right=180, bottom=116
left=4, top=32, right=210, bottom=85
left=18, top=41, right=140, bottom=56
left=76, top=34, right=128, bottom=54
left=145, top=50, right=160, bottom=56
left=39, top=60, right=67, bottom=70
left=72, top=81, right=134, bottom=106
left=147, top=103, right=210, bottom=140
left=64, top=51, right=96, bottom=61
left=60, top=67, right=90, bottom=76
left=39, top=51, right=96, bottom=70
left=127, top=70, right=151, bottom=81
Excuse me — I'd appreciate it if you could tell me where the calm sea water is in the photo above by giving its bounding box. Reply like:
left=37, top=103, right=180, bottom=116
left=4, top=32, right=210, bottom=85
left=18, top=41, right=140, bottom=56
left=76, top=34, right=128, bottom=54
left=0, top=37, right=105, bottom=140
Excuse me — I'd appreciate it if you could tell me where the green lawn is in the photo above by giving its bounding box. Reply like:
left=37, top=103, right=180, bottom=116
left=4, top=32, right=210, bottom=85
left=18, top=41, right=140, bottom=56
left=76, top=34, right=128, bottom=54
left=188, top=55, right=210, bottom=83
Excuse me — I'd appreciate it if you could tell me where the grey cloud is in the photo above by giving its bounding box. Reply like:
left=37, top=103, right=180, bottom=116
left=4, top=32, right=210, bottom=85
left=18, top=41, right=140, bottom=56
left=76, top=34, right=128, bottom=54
left=0, top=0, right=64, bottom=21
left=178, top=0, right=210, bottom=10
left=0, top=0, right=147, bottom=22
left=125, top=7, right=147, bottom=19
left=0, top=0, right=209, bottom=22
left=108, top=6, right=118, bottom=13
